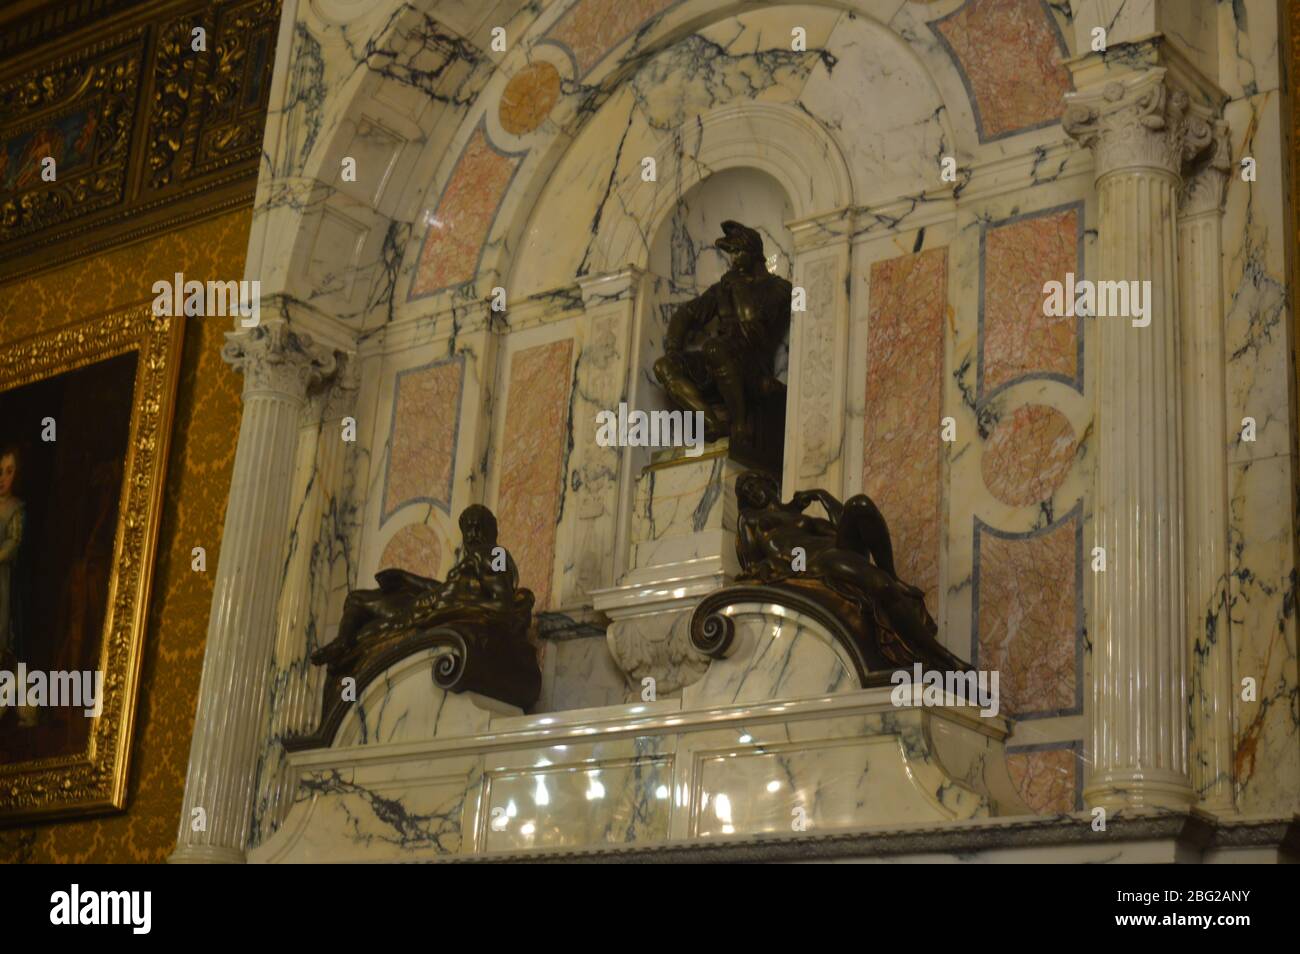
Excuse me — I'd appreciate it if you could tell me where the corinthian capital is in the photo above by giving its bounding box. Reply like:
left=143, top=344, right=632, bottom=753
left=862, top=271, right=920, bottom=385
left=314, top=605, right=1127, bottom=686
left=1179, top=119, right=1231, bottom=216
left=1063, top=71, right=1212, bottom=179
left=222, top=320, right=338, bottom=400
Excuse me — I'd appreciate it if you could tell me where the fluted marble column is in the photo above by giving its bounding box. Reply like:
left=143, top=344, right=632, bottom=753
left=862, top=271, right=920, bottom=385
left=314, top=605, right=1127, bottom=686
left=1064, top=72, right=1210, bottom=811
left=1179, top=124, right=1234, bottom=813
left=170, top=321, right=336, bottom=863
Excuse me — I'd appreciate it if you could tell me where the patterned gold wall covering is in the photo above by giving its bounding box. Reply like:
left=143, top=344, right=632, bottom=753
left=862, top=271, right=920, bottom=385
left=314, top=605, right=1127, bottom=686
left=0, top=201, right=247, bottom=864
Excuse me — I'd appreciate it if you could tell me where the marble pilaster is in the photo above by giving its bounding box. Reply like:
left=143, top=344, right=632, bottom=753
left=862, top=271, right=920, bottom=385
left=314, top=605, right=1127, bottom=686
left=552, top=269, right=642, bottom=608
left=253, top=355, right=360, bottom=843
left=170, top=321, right=337, bottom=863
left=1179, top=125, right=1235, bottom=812
left=784, top=211, right=853, bottom=497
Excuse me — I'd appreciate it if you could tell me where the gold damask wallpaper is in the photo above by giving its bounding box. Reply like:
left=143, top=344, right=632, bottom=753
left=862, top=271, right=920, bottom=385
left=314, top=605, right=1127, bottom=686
left=0, top=207, right=247, bottom=862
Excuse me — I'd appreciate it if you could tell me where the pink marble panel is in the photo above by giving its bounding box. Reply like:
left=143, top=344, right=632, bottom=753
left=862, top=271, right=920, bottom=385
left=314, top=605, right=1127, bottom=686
left=933, top=0, right=1071, bottom=141
left=864, top=248, right=946, bottom=612
left=380, top=524, right=443, bottom=579
left=975, top=511, right=1080, bottom=717
left=1007, top=747, right=1077, bottom=814
left=982, top=404, right=1077, bottom=507
left=543, top=0, right=678, bottom=76
left=982, top=206, right=1079, bottom=395
left=496, top=339, right=574, bottom=610
left=410, top=127, right=521, bottom=298
left=382, top=356, right=464, bottom=520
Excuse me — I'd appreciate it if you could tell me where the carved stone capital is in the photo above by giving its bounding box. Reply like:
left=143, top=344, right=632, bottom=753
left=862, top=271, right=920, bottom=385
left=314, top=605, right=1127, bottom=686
left=1179, top=119, right=1231, bottom=216
left=222, top=320, right=338, bottom=400
left=1063, top=72, right=1212, bottom=180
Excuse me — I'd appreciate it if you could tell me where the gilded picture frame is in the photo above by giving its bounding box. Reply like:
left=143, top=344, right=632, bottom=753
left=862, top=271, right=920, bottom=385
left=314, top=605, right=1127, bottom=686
left=0, top=303, right=183, bottom=822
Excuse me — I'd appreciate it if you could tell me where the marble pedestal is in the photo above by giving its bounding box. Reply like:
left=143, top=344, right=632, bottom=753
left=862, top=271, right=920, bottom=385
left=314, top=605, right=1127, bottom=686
left=591, top=445, right=746, bottom=696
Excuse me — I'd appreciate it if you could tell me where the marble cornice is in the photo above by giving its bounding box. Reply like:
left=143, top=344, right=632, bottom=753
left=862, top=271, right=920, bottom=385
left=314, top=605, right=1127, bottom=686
left=431, top=811, right=1300, bottom=865
left=576, top=266, right=648, bottom=308
left=1064, top=33, right=1229, bottom=115
left=256, top=292, right=361, bottom=356
left=376, top=270, right=652, bottom=354
left=953, top=137, right=1094, bottom=204
left=363, top=298, right=495, bottom=357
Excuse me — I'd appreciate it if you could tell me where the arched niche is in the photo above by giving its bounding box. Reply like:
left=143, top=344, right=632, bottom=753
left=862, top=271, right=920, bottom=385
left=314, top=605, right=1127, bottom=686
left=588, top=103, right=854, bottom=502
left=630, top=166, right=796, bottom=475
left=599, top=102, right=853, bottom=276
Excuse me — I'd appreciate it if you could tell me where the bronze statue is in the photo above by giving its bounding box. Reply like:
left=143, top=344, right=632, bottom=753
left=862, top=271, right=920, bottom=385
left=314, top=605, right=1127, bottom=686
left=314, top=504, right=532, bottom=667
left=699, top=471, right=967, bottom=679
left=653, top=220, right=791, bottom=470
left=289, top=504, right=541, bottom=748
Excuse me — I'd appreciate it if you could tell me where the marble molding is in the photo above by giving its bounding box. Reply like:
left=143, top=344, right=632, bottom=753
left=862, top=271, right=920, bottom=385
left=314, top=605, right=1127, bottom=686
left=428, top=813, right=1300, bottom=864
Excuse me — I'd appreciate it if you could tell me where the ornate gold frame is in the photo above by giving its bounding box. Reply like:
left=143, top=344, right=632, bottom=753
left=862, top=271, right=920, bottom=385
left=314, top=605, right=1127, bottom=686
left=0, top=303, right=183, bottom=823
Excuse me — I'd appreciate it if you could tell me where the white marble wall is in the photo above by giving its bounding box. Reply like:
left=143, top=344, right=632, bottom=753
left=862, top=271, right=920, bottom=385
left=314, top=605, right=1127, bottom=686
left=195, top=0, right=1299, bottom=861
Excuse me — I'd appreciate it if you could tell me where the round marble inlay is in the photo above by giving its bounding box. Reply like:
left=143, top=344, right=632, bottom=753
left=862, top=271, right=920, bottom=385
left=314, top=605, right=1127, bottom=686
left=379, top=523, right=443, bottom=579
left=498, top=63, right=562, bottom=135
left=981, top=404, right=1077, bottom=507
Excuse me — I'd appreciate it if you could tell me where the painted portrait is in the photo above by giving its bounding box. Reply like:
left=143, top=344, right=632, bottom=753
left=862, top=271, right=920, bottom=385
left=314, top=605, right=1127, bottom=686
left=0, top=306, right=182, bottom=822
left=0, top=351, right=135, bottom=762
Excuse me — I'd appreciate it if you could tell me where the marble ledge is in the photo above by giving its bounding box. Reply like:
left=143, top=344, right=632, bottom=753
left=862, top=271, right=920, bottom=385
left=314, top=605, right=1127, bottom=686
left=357, top=298, right=497, bottom=357
left=1065, top=33, right=1229, bottom=111
left=434, top=811, right=1300, bottom=865
left=589, top=555, right=736, bottom=615
left=284, top=688, right=1014, bottom=771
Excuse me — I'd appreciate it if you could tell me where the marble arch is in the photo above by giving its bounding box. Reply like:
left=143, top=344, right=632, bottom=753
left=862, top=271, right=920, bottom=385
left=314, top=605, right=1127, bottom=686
left=564, top=100, right=853, bottom=278
left=243, top=0, right=989, bottom=330
left=407, top=0, right=975, bottom=308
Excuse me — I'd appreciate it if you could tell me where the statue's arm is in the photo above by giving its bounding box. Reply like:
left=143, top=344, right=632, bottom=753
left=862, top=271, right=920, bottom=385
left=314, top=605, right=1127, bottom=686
left=375, top=567, right=439, bottom=592
left=809, top=489, right=844, bottom=524
left=736, top=514, right=764, bottom=573
left=665, top=286, right=717, bottom=353
left=786, top=489, right=842, bottom=525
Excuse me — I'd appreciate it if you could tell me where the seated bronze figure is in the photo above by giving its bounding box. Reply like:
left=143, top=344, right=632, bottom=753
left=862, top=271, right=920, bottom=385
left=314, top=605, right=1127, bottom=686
left=293, top=504, right=539, bottom=747
left=653, top=220, right=791, bottom=470
left=313, top=504, right=532, bottom=667
left=699, top=471, right=967, bottom=679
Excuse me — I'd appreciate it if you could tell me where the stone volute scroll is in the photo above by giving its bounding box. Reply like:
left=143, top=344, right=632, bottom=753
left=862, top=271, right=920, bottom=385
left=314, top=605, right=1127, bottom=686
left=286, top=504, right=540, bottom=751
left=691, top=472, right=969, bottom=685
left=653, top=219, right=791, bottom=473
